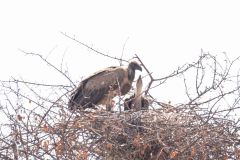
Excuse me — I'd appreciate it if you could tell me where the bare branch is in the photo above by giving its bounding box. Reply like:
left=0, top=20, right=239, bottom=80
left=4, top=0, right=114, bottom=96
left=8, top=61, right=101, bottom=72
left=60, top=32, right=128, bottom=63
left=18, top=49, right=76, bottom=87
left=0, top=44, right=239, bottom=159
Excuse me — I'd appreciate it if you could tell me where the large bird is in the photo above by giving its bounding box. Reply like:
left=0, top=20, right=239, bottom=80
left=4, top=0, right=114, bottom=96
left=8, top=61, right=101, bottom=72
left=68, top=61, right=142, bottom=111
left=124, top=75, right=149, bottom=111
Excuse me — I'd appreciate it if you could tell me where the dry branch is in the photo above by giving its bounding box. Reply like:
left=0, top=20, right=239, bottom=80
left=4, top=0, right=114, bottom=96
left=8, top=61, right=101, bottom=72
left=0, top=38, right=240, bottom=159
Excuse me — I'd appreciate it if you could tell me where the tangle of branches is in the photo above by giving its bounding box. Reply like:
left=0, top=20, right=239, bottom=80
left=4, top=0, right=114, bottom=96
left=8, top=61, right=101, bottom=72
left=0, top=34, right=240, bottom=159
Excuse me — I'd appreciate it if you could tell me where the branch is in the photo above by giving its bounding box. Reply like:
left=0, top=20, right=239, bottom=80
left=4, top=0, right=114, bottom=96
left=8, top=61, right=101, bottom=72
left=18, top=49, right=76, bottom=87
left=60, top=32, right=128, bottom=63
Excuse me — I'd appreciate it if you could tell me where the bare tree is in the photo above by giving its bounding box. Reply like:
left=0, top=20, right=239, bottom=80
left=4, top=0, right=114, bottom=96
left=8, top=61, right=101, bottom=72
left=0, top=34, right=240, bottom=159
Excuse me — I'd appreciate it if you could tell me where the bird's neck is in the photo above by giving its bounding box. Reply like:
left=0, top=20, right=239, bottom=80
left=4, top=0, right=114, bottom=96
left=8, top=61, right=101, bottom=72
left=134, top=88, right=142, bottom=111
left=135, top=87, right=142, bottom=99
left=128, top=68, right=135, bottom=81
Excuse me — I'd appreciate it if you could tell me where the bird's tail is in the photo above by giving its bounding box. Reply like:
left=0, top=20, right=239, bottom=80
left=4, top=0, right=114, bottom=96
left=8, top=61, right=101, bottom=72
left=68, top=87, right=84, bottom=110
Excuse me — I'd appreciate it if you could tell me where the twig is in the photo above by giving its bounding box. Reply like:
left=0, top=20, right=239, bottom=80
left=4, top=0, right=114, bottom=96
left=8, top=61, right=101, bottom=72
left=18, top=49, right=76, bottom=87
left=60, top=32, right=128, bottom=63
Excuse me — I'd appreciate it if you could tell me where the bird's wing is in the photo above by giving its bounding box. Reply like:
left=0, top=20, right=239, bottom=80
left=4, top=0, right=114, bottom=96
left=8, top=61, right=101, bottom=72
left=68, top=66, right=126, bottom=108
left=84, top=67, right=126, bottom=102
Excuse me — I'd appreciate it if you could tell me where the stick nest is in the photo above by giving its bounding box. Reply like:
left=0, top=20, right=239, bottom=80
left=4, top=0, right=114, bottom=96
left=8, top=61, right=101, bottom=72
left=52, top=104, right=239, bottom=160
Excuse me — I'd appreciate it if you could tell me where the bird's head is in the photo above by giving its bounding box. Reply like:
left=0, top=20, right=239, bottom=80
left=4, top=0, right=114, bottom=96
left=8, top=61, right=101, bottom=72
left=128, top=61, right=142, bottom=72
left=127, top=61, right=142, bottom=81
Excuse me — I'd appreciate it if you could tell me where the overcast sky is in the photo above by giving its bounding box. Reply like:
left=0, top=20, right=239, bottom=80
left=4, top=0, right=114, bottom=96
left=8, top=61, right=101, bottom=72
left=1, top=0, right=240, bottom=103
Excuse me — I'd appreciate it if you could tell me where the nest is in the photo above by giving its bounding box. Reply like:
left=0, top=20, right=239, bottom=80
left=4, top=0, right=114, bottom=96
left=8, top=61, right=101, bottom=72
left=53, top=103, right=239, bottom=160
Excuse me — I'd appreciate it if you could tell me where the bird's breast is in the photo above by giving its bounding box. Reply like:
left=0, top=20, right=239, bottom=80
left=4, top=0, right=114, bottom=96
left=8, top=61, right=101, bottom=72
left=120, top=74, right=132, bottom=95
left=121, top=83, right=131, bottom=95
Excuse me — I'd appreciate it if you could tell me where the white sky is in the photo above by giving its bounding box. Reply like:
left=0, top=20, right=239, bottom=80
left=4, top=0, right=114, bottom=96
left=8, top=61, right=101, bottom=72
left=1, top=0, right=240, bottom=103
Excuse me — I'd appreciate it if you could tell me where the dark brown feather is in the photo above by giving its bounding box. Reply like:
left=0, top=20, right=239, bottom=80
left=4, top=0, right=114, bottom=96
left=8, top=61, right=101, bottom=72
left=69, top=66, right=127, bottom=109
left=124, top=95, right=149, bottom=111
left=124, top=75, right=149, bottom=111
left=68, top=61, right=142, bottom=110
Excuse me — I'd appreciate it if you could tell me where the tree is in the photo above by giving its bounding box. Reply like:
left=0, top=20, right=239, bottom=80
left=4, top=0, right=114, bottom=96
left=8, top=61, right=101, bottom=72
left=0, top=33, right=240, bottom=159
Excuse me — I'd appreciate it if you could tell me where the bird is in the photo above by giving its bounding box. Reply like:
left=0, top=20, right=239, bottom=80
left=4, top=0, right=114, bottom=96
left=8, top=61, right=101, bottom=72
left=124, top=75, right=149, bottom=111
left=68, top=61, right=142, bottom=111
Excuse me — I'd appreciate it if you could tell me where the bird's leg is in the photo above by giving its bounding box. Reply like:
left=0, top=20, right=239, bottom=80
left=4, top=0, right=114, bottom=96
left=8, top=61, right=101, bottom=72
left=106, top=87, right=114, bottom=111
left=106, top=104, right=112, bottom=111
left=106, top=100, right=115, bottom=111
left=106, top=99, right=114, bottom=111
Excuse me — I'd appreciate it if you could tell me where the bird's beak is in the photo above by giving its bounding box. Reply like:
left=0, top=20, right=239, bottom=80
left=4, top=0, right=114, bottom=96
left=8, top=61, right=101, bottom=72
left=137, top=75, right=142, bottom=83
left=135, top=64, right=142, bottom=71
